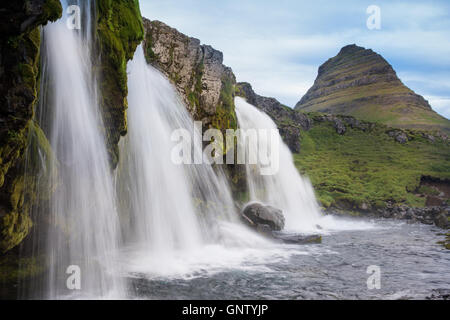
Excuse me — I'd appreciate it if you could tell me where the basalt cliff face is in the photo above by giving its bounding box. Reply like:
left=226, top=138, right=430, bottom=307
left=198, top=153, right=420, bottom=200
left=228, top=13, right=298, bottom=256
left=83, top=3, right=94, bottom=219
left=143, top=19, right=237, bottom=131
left=295, top=44, right=450, bottom=134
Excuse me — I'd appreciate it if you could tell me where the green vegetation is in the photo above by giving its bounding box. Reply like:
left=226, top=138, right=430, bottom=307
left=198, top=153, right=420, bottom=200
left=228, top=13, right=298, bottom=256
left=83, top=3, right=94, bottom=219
left=0, top=10, right=60, bottom=253
left=294, top=117, right=450, bottom=210
left=96, top=0, right=144, bottom=168
left=186, top=61, right=204, bottom=108
left=299, top=82, right=450, bottom=134
left=0, top=252, right=45, bottom=283
left=212, top=77, right=238, bottom=131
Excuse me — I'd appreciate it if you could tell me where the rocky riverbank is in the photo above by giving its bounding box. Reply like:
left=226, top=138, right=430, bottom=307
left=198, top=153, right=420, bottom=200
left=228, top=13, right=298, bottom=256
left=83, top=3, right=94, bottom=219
left=327, top=205, right=449, bottom=229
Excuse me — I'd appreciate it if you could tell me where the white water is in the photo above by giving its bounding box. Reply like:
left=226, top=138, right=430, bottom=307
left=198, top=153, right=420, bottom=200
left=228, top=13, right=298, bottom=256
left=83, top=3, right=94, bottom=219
left=118, top=46, right=274, bottom=278
left=235, top=97, right=374, bottom=233
left=37, top=0, right=123, bottom=299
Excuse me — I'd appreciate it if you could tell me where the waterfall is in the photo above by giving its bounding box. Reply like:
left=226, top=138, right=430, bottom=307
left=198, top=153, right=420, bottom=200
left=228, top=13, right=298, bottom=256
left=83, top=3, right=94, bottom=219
left=33, top=0, right=124, bottom=298
left=117, top=46, right=255, bottom=277
left=235, top=97, right=323, bottom=233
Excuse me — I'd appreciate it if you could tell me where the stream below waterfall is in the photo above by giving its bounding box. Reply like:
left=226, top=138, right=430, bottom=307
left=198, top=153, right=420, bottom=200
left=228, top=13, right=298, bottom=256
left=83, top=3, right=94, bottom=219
left=123, top=218, right=449, bottom=300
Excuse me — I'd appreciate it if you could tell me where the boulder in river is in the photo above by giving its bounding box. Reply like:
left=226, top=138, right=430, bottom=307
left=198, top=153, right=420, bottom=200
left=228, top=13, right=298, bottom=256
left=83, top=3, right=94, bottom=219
left=241, top=202, right=285, bottom=231
left=272, top=232, right=322, bottom=245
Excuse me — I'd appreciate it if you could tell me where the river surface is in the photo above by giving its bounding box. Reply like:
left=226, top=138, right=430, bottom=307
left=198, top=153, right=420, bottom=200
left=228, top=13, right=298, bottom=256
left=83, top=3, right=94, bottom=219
left=125, top=218, right=449, bottom=300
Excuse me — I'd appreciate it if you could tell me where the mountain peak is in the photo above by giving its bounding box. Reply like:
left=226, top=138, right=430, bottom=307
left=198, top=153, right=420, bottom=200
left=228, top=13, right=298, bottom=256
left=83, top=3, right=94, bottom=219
left=295, top=45, right=449, bottom=133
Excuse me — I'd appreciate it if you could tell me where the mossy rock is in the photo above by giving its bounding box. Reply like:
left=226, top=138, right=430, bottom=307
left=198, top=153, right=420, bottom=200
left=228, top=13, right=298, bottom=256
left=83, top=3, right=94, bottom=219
left=0, top=251, right=45, bottom=284
left=95, top=0, right=144, bottom=168
left=0, top=0, right=62, bottom=255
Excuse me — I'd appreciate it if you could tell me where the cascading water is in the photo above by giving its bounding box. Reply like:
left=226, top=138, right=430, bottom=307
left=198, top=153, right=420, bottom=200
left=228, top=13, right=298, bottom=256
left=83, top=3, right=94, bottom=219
left=235, top=97, right=324, bottom=233
left=32, top=0, right=124, bottom=299
left=117, top=46, right=273, bottom=278
left=234, top=97, right=375, bottom=234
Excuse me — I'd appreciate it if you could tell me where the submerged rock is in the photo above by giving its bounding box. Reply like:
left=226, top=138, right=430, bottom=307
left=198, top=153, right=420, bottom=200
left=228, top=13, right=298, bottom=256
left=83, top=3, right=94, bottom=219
left=272, top=233, right=322, bottom=245
left=241, top=202, right=285, bottom=231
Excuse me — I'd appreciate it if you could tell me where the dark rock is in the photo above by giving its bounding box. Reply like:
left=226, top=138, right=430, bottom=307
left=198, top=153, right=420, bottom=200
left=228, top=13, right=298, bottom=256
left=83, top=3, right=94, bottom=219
left=426, top=289, right=450, bottom=300
left=375, top=204, right=449, bottom=229
left=313, top=114, right=348, bottom=135
left=434, top=212, right=449, bottom=229
left=242, top=202, right=285, bottom=231
left=387, top=130, right=409, bottom=144
left=272, top=233, right=322, bottom=245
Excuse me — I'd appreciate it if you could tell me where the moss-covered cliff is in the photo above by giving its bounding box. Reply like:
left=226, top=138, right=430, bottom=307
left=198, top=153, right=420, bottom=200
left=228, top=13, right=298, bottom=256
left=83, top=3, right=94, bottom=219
left=0, top=0, right=145, bottom=254
left=0, top=0, right=62, bottom=254
left=95, top=0, right=144, bottom=168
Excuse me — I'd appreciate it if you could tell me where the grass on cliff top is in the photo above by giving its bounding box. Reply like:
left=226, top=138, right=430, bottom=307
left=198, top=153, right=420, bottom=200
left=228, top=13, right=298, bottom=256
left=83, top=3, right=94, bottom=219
left=294, top=121, right=450, bottom=210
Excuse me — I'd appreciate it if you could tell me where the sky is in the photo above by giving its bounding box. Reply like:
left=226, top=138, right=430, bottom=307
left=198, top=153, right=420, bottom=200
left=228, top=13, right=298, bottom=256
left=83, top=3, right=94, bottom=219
left=139, top=0, right=450, bottom=119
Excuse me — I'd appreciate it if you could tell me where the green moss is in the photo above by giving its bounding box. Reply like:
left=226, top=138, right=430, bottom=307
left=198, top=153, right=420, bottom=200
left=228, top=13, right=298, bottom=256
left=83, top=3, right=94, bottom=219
left=0, top=209, right=33, bottom=254
left=295, top=119, right=450, bottom=210
left=144, top=30, right=158, bottom=63
left=0, top=121, right=56, bottom=253
left=0, top=253, right=45, bottom=283
left=0, top=1, right=62, bottom=254
left=41, top=0, right=63, bottom=23
left=417, top=185, right=440, bottom=196
left=185, top=61, right=204, bottom=108
left=211, top=77, right=237, bottom=131
left=96, top=0, right=144, bottom=168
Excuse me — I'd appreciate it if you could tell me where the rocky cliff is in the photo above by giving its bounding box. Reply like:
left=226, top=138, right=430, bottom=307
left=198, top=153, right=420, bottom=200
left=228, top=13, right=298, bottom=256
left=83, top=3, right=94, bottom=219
left=295, top=44, right=450, bottom=134
left=143, top=19, right=237, bottom=131
left=0, top=0, right=62, bottom=254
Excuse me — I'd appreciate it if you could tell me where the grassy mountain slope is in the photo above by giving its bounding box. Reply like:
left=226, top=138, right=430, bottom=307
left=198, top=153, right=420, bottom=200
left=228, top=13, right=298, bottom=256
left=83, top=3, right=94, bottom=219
left=294, top=114, right=450, bottom=210
left=295, top=44, right=450, bottom=134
